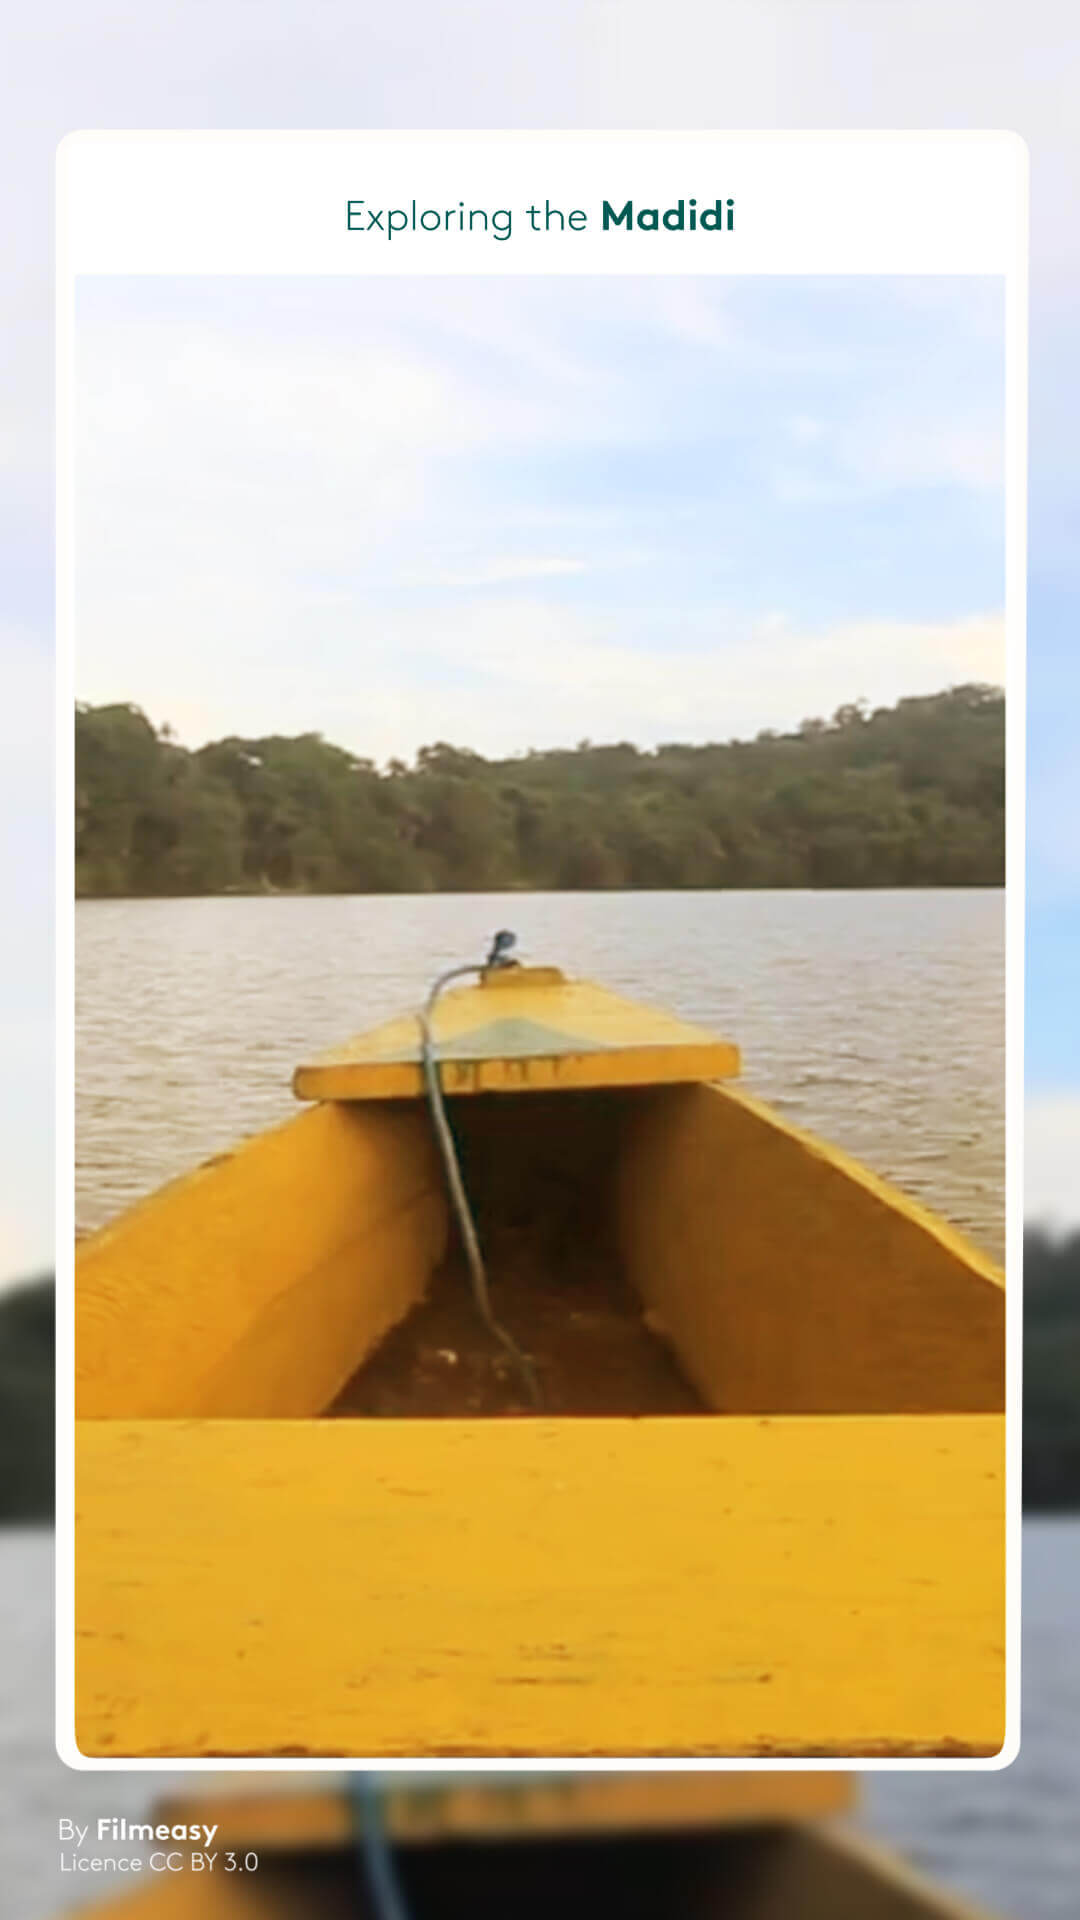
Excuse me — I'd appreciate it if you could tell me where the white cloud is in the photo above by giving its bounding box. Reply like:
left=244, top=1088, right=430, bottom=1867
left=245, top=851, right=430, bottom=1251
left=405, top=604, right=1004, bottom=753
left=647, top=280, right=738, bottom=352
left=72, top=276, right=1006, bottom=760
left=774, top=422, right=1005, bottom=505
left=0, top=625, right=52, bottom=1290
left=75, top=321, right=476, bottom=581
left=71, top=294, right=658, bottom=655
left=429, top=556, right=588, bottom=587
left=1027, top=758, right=1080, bottom=895
left=0, top=1008, right=52, bottom=1292
left=93, top=596, right=1004, bottom=762
left=1026, top=1092, right=1080, bottom=1232
left=850, top=423, right=1006, bottom=495
left=0, top=1200, right=52, bottom=1291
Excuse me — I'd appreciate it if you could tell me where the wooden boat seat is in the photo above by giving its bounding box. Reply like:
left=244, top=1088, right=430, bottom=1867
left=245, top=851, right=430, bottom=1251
left=152, top=1774, right=855, bottom=1849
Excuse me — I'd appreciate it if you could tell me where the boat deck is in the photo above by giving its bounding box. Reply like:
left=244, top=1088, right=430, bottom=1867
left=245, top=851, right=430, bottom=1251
left=75, top=1412, right=1005, bottom=1759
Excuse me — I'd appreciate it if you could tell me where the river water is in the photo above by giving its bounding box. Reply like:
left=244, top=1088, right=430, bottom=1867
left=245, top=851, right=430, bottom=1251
left=75, top=889, right=1005, bottom=1257
left=22, top=888, right=1052, bottom=1918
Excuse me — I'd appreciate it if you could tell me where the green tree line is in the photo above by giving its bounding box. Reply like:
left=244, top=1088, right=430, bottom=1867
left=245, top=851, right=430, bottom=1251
left=75, top=684, right=1005, bottom=897
left=1, top=1236, right=1074, bottom=1519
left=1023, top=1231, right=1080, bottom=1510
left=0, top=1277, right=53, bottom=1521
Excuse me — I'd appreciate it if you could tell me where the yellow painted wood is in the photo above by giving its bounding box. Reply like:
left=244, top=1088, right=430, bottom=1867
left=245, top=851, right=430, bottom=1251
left=61, top=1823, right=999, bottom=1920
left=710, top=1823, right=1004, bottom=1920
left=618, top=1084, right=1005, bottom=1415
left=75, top=1413, right=1004, bottom=1759
left=292, top=968, right=740, bottom=1101
left=76, top=1102, right=447, bottom=1419
left=155, top=1773, right=854, bottom=1851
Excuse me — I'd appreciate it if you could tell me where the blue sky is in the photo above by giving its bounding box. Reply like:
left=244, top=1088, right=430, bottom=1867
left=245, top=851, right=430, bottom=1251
left=74, top=275, right=1005, bottom=760
left=1, top=1, right=1078, bottom=1280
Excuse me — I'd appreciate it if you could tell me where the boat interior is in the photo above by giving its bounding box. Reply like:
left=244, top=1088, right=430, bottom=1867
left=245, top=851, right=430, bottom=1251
left=95, top=1774, right=972, bottom=1920
left=80, top=1822, right=974, bottom=1920
left=330, top=1087, right=705, bottom=1418
left=76, top=1074, right=1004, bottom=1424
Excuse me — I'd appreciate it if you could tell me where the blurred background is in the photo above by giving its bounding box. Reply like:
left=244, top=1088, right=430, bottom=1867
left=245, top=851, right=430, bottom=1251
left=2, top=4, right=1079, bottom=1917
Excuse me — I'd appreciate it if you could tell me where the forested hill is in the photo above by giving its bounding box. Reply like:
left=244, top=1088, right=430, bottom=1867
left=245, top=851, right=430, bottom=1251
left=75, top=684, right=1004, bottom=898
left=1024, top=1232, right=1080, bottom=1509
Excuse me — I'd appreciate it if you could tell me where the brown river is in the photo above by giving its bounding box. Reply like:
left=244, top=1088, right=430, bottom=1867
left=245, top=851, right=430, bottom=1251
left=76, top=887, right=1005, bottom=1258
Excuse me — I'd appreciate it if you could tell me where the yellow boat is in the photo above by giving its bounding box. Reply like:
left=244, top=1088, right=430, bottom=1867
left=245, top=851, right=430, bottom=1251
left=74, top=939, right=1006, bottom=1759
left=67, top=1774, right=1001, bottom=1919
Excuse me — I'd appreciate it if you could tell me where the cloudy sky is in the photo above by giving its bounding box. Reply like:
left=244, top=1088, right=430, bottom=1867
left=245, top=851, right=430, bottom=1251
left=74, top=275, right=1005, bottom=760
left=1, top=1, right=1078, bottom=1281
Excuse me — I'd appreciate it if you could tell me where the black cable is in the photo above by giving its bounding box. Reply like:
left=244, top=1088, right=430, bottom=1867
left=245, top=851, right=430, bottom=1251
left=348, top=1775, right=412, bottom=1920
left=418, top=932, right=542, bottom=1408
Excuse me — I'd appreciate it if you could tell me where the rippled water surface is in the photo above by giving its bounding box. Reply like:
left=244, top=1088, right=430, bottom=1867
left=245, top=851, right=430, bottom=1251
left=76, top=889, right=1005, bottom=1258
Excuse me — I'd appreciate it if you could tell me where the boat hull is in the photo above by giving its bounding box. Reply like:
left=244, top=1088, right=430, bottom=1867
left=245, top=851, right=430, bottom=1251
left=73, top=1032, right=1005, bottom=1758
left=76, top=1081, right=1004, bottom=1425
left=72, top=1808, right=998, bottom=1920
